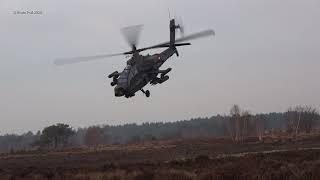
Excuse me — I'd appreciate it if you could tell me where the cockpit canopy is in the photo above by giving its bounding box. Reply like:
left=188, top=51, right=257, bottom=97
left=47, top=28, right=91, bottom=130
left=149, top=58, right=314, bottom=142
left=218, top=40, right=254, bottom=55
left=117, top=65, right=138, bottom=88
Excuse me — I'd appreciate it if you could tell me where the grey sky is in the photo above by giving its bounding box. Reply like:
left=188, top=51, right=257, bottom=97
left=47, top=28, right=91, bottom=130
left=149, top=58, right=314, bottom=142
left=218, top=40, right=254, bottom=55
left=1, top=0, right=320, bottom=134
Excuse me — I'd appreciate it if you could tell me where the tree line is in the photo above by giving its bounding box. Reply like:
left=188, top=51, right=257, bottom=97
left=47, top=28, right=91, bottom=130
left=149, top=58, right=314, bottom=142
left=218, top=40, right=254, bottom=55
left=0, top=105, right=319, bottom=153
left=226, top=105, right=320, bottom=143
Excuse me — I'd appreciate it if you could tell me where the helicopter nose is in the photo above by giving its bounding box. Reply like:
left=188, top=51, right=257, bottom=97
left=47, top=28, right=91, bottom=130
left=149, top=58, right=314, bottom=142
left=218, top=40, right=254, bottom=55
left=114, top=86, right=125, bottom=97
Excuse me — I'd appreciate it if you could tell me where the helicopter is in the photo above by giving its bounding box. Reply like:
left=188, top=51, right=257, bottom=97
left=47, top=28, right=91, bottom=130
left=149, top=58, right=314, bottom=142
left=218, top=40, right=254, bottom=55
left=54, top=18, right=215, bottom=98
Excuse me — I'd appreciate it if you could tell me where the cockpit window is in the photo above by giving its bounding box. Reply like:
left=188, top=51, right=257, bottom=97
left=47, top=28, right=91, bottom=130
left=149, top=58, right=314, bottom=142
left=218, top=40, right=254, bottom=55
left=118, top=77, right=127, bottom=85
left=117, top=65, right=131, bottom=86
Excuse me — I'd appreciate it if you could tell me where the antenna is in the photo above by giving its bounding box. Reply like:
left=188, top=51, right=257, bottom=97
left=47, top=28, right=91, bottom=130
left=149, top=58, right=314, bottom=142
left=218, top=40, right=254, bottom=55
left=168, top=8, right=171, bottom=20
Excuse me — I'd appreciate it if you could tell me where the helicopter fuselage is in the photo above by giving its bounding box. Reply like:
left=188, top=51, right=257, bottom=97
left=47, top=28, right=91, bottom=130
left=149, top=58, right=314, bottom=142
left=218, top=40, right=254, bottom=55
left=105, top=18, right=214, bottom=98
left=54, top=18, right=214, bottom=98
left=113, top=47, right=176, bottom=98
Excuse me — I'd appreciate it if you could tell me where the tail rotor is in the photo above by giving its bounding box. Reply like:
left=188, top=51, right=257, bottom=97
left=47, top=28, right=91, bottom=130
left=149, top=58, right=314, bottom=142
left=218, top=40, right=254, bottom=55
left=176, top=17, right=185, bottom=37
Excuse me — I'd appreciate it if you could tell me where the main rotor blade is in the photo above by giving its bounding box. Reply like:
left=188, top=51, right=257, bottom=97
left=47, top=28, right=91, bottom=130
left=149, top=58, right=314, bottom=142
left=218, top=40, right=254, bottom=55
left=54, top=29, right=214, bottom=65
left=175, top=29, right=215, bottom=43
left=121, top=25, right=143, bottom=48
left=54, top=53, right=124, bottom=66
left=135, top=43, right=191, bottom=53
left=135, top=29, right=215, bottom=52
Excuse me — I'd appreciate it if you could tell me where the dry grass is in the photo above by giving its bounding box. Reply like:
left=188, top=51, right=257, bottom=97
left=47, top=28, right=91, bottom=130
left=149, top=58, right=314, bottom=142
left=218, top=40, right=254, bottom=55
left=1, top=133, right=320, bottom=180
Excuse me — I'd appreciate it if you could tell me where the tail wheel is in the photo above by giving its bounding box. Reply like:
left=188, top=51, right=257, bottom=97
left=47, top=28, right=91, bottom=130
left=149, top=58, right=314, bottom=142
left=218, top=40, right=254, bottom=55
left=145, top=90, right=150, bottom=98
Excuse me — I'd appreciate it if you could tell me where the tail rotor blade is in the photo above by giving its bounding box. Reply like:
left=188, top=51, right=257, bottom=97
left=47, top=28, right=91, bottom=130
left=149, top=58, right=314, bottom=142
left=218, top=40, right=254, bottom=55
left=176, top=17, right=185, bottom=37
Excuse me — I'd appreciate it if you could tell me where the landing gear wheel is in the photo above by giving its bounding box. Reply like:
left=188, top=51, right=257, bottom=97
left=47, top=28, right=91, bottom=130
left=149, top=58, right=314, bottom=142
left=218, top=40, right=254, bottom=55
left=145, top=90, right=150, bottom=98
left=111, top=82, right=116, bottom=86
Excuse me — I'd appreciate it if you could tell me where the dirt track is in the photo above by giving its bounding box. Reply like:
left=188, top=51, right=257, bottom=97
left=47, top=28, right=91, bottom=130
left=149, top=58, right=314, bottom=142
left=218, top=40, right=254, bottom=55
left=0, top=135, right=320, bottom=180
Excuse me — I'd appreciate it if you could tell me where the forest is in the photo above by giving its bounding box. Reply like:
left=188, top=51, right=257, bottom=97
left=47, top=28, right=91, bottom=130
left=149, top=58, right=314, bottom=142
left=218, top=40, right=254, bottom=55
left=0, top=105, right=319, bottom=153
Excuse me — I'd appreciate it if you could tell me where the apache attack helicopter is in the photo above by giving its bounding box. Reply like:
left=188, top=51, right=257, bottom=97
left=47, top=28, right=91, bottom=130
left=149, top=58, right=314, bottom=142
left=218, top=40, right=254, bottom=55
left=54, top=19, right=215, bottom=98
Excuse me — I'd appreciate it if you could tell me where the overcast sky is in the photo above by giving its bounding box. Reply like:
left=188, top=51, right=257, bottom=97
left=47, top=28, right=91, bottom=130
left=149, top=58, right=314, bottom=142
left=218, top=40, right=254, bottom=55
left=1, top=0, right=320, bottom=134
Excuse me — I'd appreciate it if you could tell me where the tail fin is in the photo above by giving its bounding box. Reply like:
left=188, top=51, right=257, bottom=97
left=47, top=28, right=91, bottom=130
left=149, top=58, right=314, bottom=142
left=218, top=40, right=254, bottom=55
left=170, top=19, right=176, bottom=47
left=169, top=19, right=179, bottom=56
